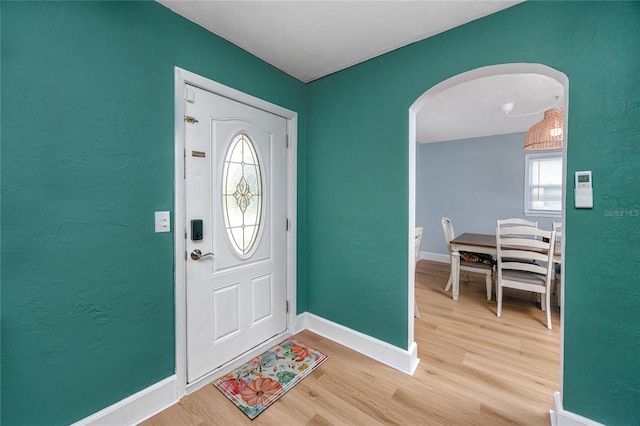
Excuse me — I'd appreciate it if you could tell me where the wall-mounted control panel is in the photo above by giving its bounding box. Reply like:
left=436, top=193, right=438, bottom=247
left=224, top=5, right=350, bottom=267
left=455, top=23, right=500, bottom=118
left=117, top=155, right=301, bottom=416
left=574, top=171, right=593, bottom=208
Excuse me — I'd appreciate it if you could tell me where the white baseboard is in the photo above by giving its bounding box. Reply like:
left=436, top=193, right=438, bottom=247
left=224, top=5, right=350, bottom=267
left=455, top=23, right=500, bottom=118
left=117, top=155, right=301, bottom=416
left=420, top=251, right=450, bottom=263
left=78, top=321, right=607, bottom=426
left=73, top=312, right=420, bottom=425
left=550, top=391, right=604, bottom=426
left=297, top=312, right=420, bottom=375
left=72, top=375, right=179, bottom=426
left=74, top=313, right=420, bottom=425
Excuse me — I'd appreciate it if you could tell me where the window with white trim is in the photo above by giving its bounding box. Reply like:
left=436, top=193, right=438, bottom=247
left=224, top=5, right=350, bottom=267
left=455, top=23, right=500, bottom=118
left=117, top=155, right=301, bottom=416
left=524, top=153, right=562, bottom=217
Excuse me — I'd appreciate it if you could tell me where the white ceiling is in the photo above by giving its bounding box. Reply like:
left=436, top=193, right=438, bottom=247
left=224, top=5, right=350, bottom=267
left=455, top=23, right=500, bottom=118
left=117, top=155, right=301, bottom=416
left=158, top=0, right=524, bottom=83
left=158, top=0, right=564, bottom=143
left=418, top=73, right=564, bottom=143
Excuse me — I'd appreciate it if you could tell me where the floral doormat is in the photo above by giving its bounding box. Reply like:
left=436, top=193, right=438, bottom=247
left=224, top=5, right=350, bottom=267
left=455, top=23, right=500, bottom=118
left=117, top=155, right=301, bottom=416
left=212, top=337, right=329, bottom=420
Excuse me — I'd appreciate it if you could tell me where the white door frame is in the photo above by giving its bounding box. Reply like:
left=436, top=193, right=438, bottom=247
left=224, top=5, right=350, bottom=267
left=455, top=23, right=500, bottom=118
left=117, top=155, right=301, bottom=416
left=173, top=67, right=298, bottom=396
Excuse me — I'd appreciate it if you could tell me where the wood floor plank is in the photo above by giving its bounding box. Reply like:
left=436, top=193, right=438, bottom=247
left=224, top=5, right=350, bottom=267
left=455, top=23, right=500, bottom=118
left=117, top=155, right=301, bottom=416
left=143, top=260, right=560, bottom=425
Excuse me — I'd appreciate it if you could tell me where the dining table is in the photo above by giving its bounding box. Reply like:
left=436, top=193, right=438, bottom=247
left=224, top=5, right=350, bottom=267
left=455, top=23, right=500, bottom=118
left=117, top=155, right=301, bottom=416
left=447, top=232, right=561, bottom=301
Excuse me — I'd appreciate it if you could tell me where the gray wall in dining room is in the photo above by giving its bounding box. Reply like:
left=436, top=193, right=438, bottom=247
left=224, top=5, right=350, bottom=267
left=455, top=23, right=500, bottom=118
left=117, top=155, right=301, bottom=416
left=416, top=132, right=561, bottom=258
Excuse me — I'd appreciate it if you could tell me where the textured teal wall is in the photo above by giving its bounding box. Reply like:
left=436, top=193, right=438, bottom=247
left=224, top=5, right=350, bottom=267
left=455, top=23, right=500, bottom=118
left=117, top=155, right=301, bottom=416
left=306, top=2, right=639, bottom=424
left=0, top=1, right=306, bottom=424
left=2, top=1, right=639, bottom=425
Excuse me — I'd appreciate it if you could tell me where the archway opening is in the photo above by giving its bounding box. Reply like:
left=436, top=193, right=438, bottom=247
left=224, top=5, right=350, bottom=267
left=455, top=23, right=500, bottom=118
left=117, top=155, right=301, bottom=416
left=408, top=63, right=568, bottom=393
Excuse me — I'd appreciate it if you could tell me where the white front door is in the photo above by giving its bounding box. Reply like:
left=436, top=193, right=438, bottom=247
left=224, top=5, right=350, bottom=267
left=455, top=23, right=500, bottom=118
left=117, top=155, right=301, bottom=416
left=184, top=84, right=288, bottom=383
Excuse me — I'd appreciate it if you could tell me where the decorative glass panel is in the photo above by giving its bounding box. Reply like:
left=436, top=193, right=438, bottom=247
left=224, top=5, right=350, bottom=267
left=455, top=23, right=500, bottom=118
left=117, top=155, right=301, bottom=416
left=222, top=133, right=263, bottom=256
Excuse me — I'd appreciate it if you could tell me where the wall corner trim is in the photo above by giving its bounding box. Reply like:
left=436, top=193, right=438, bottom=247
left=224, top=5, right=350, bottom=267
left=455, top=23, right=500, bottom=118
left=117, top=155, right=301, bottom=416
left=298, top=312, right=420, bottom=375
left=550, top=391, right=604, bottom=426
left=71, top=375, right=179, bottom=426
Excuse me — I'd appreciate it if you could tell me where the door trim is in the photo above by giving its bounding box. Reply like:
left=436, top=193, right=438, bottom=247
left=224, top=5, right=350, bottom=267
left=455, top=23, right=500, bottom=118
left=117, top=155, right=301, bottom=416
left=173, top=67, right=297, bottom=396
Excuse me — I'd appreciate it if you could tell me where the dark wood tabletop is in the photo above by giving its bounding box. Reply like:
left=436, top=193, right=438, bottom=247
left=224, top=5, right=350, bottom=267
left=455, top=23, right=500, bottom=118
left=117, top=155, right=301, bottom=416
left=450, top=233, right=496, bottom=248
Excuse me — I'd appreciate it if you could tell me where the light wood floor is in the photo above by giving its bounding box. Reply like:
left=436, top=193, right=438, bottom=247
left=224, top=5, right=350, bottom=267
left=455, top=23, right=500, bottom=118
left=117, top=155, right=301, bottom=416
left=143, top=260, right=560, bottom=425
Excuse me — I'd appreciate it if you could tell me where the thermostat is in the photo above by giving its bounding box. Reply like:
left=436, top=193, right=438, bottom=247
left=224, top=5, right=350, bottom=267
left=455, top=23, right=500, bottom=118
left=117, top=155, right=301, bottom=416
left=574, top=171, right=593, bottom=208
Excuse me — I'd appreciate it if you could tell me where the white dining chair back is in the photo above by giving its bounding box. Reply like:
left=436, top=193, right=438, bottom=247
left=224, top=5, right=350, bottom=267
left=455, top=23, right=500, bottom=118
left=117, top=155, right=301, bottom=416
left=415, top=227, right=423, bottom=263
left=497, top=218, right=539, bottom=238
left=496, top=225, right=557, bottom=329
left=441, top=217, right=456, bottom=251
left=552, top=222, right=562, bottom=306
left=414, top=227, right=423, bottom=318
left=497, top=218, right=538, bottom=228
left=442, top=217, right=493, bottom=300
left=498, top=218, right=542, bottom=259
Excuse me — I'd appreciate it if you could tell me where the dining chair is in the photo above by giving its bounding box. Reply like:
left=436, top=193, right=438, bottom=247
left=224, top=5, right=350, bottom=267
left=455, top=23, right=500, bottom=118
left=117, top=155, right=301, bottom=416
left=496, top=224, right=557, bottom=329
left=414, top=227, right=423, bottom=318
left=552, top=222, right=562, bottom=307
left=442, top=217, right=493, bottom=300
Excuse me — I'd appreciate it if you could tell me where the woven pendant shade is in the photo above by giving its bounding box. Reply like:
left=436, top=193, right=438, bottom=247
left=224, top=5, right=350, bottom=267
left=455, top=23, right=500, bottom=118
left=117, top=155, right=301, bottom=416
left=524, top=107, right=564, bottom=150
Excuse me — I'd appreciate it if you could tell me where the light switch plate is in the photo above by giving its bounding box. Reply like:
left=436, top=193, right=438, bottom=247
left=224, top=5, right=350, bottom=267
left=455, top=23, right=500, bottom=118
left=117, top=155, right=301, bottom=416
left=155, top=211, right=170, bottom=233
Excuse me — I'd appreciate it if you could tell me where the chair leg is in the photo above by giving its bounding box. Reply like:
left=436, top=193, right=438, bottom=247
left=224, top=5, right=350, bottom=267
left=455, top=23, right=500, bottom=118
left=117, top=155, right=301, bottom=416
left=545, top=292, right=552, bottom=329
left=497, top=284, right=503, bottom=318
left=485, top=272, right=492, bottom=300
left=444, top=264, right=454, bottom=292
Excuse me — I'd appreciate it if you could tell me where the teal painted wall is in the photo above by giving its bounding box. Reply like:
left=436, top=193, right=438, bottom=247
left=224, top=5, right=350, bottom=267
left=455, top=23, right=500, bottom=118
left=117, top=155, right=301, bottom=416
left=306, top=2, right=639, bottom=424
left=2, top=1, right=639, bottom=425
left=0, top=1, right=306, bottom=424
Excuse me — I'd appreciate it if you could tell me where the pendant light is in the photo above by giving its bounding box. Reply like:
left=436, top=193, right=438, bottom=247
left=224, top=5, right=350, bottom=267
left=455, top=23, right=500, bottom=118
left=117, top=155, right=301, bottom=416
left=523, top=98, right=564, bottom=150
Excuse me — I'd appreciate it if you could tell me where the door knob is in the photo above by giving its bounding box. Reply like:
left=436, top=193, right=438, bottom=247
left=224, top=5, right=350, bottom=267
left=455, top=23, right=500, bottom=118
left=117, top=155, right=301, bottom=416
left=191, top=249, right=214, bottom=260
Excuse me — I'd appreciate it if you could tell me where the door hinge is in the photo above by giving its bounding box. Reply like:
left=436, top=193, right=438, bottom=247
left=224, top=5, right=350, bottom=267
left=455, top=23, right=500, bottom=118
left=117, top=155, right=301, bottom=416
left=184, top=87, right=195, bottom=103
left=286, top=301, right=289, bottom=313
left=286, top=218, right=289, bottom=231
left=183, top=149, right=186, bottom=179
left=185, top=251, right=187, bottom=260
left=184, top=115, right=199, bottom=124
left=286, top=135, right=289, bottom=148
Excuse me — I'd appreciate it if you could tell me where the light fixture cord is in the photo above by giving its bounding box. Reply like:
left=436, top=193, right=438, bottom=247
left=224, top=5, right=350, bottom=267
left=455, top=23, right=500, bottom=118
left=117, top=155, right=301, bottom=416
left=506, top=96, right=560, bottom=118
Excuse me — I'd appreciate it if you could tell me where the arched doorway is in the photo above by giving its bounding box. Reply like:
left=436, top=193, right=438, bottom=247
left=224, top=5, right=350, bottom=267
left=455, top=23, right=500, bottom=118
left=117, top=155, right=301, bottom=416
left=408, top=63, right=568, bottom=389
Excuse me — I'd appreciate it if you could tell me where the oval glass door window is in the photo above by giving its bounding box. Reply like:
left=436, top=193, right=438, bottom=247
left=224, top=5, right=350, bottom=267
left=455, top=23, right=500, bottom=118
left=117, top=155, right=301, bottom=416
left=222, top=133, right=263, bottom=256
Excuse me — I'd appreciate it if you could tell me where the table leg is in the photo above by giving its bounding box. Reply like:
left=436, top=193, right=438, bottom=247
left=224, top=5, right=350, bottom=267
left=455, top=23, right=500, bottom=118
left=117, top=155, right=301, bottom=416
left=451, top=243, right=460, bottom=301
